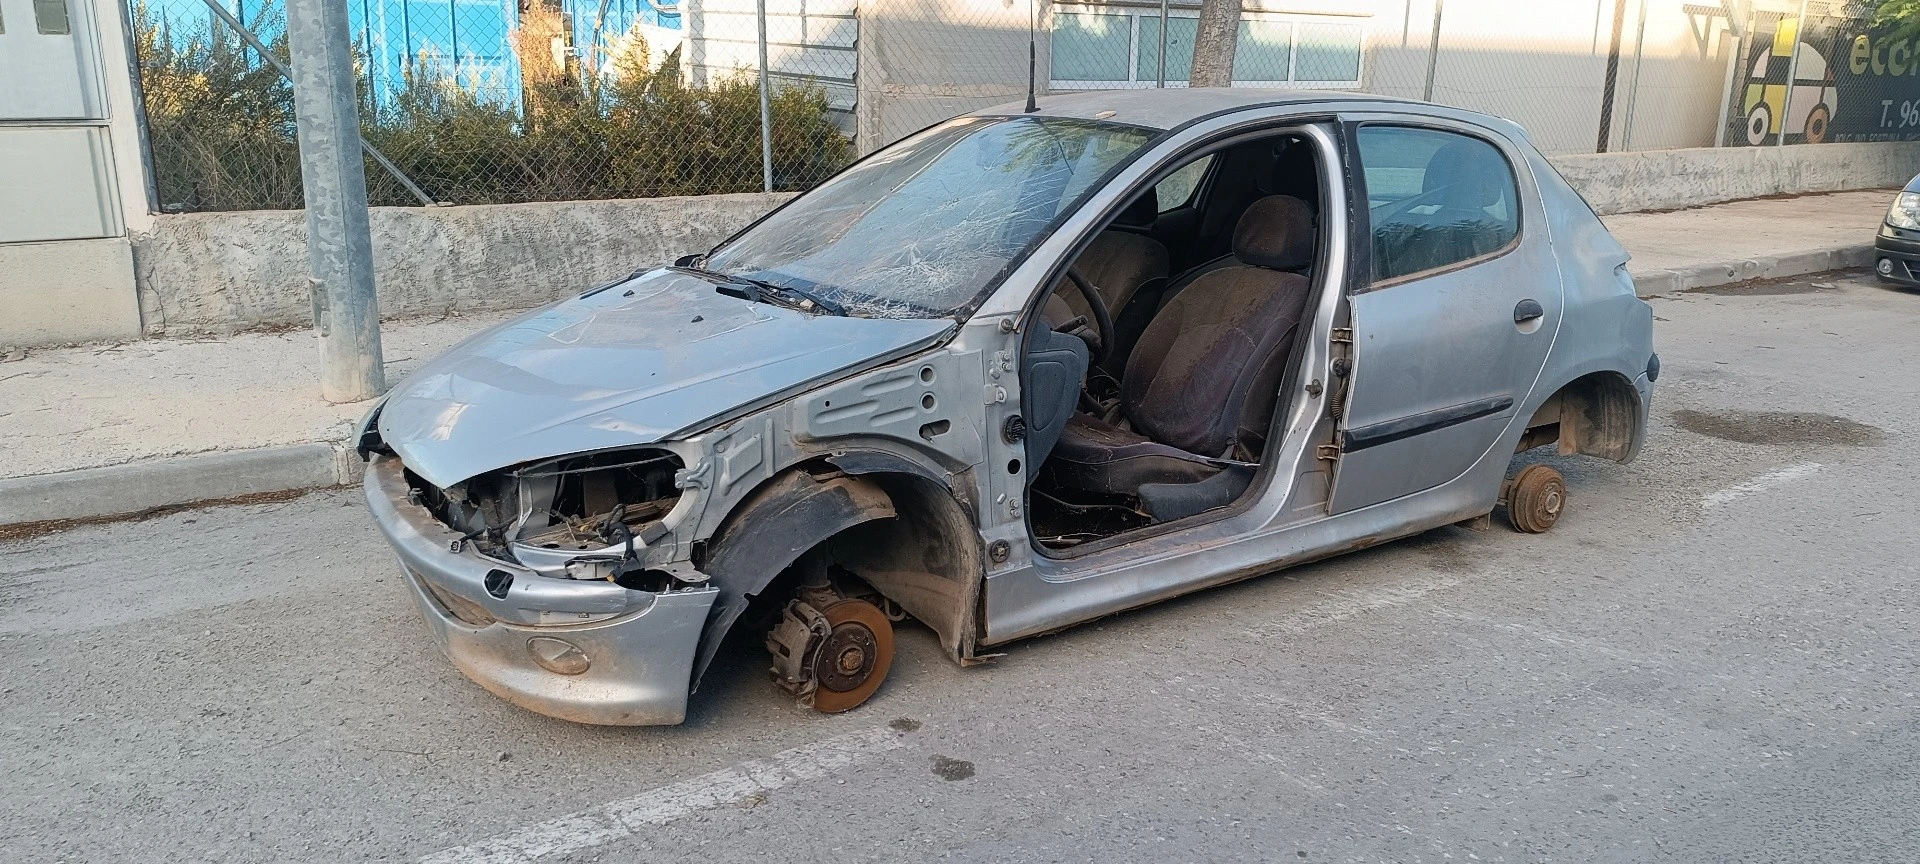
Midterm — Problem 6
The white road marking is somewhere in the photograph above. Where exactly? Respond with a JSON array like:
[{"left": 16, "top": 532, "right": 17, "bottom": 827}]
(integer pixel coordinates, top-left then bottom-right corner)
[
  {"left": 418, "top": 725, "right": 908, "bottom": 864},
  {"left": 1702, "top": 461, "right": 1822, "bottom": 510}
]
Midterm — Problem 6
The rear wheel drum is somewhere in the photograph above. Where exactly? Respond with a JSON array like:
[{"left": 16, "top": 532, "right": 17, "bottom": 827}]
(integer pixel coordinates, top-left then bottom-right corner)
[{"left": 1506, "top": 465, "right": 1567, "bottom": 534}]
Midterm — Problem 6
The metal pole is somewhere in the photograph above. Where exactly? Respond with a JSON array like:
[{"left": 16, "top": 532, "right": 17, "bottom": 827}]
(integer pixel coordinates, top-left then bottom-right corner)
[
  {"left": 756, "top": 0, "right": 774, "bottom": 192},
  {"left": 1777, "top": 0, "right": 1808, "bottom": 147},
  {"left": 1713, "top": 2, "right": 1748, "bottom": 148},
  {"left": 1620, "top": 0, "right": 1648, "bottom": 151},
  {"left": 1421, "top": 0, "right": 1444, "bottom": 101},
  {"left": 194, "top": 0, "right": 437, "bottom": 206},
  {"left": 286, "top": 0, "right": 385, "bottom": 402},
  {"left": 1596, "top": 0, "right": 1629, "bottom": 153},
  {"left": 1156, "top": 0, "right": 1168, "bottom": 88}
]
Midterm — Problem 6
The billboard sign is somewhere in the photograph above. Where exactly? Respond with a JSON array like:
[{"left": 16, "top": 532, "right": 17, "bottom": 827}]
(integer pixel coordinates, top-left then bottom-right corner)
[{"left": 1727, "top": 9, "right": 1920, "bottom": 145}]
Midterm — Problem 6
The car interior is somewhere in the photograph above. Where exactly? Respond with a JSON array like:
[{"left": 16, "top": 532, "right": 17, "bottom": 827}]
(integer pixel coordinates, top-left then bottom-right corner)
[{"left": 1022, "top": 130, "right": 1327, "bottom": 550}]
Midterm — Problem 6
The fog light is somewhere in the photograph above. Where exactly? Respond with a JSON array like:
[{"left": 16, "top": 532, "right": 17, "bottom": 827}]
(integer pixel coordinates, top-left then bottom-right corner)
[
  {"left": 527, "top": 637, "right": 591, "bottom": 675},
  {"left": 1879, "top": 257, "right": 1897, "bottom": 276}
]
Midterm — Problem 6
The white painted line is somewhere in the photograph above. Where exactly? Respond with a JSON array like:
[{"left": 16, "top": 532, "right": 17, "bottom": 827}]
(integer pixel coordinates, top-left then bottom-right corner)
[
  {"left": 418, "top": 725, "right": 908, "bottom": 864},
  {"left": 1246, "top": 574, "right": 1465, "bottom": 640},
  {"left": 1702, "top": 461, "right": 1822, "bottom": 510}
]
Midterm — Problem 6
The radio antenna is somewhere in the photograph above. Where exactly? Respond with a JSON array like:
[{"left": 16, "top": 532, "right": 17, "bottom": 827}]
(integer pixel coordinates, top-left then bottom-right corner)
[{"left": 1024, "top": 0, "right": 1039, "bottom": 112}]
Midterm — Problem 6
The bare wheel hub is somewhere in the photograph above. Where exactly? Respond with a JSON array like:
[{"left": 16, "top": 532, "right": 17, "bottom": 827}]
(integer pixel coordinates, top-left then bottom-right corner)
[
  {"left": 766, "top": 595, "right": 895, "bottom": 714},
  {"left": 818, "top": 621, "right": 878, "bottom": 692},
  {"left": 1506, "top": 464, "right": 1567, "bottom": 534}
]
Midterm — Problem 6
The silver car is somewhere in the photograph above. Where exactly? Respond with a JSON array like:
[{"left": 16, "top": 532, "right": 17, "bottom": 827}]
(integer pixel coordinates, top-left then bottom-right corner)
[{"left": 361, "top": 89, "right": 1657, "bottom": 726}]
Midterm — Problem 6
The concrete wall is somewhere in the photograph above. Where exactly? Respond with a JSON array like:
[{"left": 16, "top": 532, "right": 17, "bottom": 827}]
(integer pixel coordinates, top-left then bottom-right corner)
[
  {"left": 122, "top": 140, "right": 1915, "bottom": 338},
  {"left": 133, "top": 191, "right": 794, "bottom": 336},
  {"left": 856, "top": 0, "right": 1039, "bottom": 152},
  {"left": 1553, "top": 141, "right": 1920, "bottom": 215},
  {"left": 1362, "top": 0, "right": 1737, "bottom": 155},
  {"left": 0, "top": 238, "right": 141, "bottom": 345}
]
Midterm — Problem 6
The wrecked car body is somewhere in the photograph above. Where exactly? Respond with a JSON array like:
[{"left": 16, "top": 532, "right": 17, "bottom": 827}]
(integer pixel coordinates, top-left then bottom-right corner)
[{"left": 362, "top": 89, "right": 1657, "bottom": 725}]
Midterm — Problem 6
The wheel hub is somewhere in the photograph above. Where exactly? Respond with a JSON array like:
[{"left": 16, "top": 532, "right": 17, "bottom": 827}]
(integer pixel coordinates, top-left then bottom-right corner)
[
  {"left": 817, "top": 622, "right": 878, "bottom": 692},
  {"left": 768, "top": 595, "right": 896, "bottom": 714}
]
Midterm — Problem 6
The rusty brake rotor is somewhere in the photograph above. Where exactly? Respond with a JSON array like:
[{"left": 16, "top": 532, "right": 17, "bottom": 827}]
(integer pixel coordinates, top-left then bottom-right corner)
[{"left": 806, "top": 598, "right": 894, "bottom": 714}]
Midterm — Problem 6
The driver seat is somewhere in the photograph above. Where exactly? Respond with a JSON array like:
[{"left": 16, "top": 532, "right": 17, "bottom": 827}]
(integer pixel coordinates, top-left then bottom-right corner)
[{"left": 1047, "top": 195, "right": 1316, "bottom": 523}]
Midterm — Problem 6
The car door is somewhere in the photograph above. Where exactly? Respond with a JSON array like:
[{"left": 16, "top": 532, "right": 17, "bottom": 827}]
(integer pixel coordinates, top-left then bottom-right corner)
[{"left": 1328, "top": 119, "right": 1563, "bottom": 514}]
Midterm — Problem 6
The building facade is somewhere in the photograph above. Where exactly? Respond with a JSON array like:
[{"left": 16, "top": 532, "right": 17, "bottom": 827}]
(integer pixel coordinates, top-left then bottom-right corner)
[{"left": 1, "top": 0, "right": 151, "bottom": 346}]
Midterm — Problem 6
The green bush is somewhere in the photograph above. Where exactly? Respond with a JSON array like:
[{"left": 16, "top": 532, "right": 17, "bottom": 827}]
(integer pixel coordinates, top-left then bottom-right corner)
[
  {"left": 133, "top": 7, "right": 853, "bottom": 211},
  {"left": 135, "top": 2, "right": 304, "bottom": 211}
]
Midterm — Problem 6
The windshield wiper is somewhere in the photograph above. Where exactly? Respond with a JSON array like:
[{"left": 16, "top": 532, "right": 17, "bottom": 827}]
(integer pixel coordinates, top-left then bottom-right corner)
[
  {"left": 727, "top": 275, "right": 848, "bottom": 317},
  {"left": 679, "top": 266, "right": 846, "bottom": 316}
]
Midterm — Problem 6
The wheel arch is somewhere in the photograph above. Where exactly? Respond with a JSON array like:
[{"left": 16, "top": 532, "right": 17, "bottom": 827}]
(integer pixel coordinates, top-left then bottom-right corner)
[
  {"left": 1518, "top": 369, "right": 1644, "bottom": 463},
  {"left": 689, "top": 465, "right": 897, "bottom": 691},
  {"left": 826, "top": 468, "right": 988, "bottom": 666},
  {"left": 688, "top": 456, "right": 989, "bottom": 692}
]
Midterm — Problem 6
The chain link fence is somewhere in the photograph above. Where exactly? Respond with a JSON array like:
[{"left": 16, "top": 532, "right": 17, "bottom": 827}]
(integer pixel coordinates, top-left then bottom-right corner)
[
  {"left": 132, "top": 0, "right": 1897, "bottom": 211},
  {"left": 134, "top": 0, "right": 851, "bottom": 210}
]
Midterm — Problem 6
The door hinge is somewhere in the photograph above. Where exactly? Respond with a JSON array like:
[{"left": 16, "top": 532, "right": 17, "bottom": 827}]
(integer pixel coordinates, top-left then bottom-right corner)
[
  {"left": 1316, "top": 443, "right": 1342, "bottom": 461},
  {"left": 1330, "top": 327, "right": 1353, "bottom": 344}
]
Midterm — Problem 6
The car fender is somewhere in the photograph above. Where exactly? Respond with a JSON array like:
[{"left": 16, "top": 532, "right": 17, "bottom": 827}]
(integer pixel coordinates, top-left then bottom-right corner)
[{"left": 688, "top": 468, "right": 896, "bottom": 691}]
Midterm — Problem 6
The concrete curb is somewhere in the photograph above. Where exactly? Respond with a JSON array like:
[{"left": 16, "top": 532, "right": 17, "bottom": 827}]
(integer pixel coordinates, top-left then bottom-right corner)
[
  {"left": 1631, "top": 244, "right": 1872, "bottom": 296},
  {"left": 0, "top": 245, "right": 1875, "bottom": 528},
  {"left": 0, "top": 441, "right": 363, "bottom": 527}
]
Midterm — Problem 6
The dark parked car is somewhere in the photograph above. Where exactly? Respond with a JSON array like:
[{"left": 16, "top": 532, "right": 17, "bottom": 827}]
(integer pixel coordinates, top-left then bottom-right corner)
[{"left": 1876, "top": 174, "right": 1920, "bottom": 286}]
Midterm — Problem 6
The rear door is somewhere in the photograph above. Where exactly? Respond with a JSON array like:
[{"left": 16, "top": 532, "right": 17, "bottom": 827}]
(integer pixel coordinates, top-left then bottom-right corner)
[{"left": 1329, "top": 119, "right": 1563, "bottom": 513}]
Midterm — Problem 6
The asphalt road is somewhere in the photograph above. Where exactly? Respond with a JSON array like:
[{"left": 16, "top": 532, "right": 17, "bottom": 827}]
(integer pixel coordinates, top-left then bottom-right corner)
[{"left": 4, "top": 271, "right": 1917, "bottom": 863}]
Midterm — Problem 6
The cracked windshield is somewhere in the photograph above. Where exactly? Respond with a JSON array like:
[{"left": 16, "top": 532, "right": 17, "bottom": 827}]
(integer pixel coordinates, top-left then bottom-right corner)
[{"left": 704, "top": 115, "right": 1157, "bottom": 318}]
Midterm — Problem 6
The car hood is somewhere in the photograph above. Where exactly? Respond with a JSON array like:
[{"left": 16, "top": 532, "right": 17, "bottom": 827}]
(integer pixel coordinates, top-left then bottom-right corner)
[{"left": 378, "top": 268, "right": 954, "bottom": 488}]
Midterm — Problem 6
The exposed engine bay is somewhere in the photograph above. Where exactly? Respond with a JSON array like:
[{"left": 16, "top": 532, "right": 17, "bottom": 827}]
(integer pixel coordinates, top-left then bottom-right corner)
[{"left": 404, "top": 447, "right": 697, "bottom": 592}]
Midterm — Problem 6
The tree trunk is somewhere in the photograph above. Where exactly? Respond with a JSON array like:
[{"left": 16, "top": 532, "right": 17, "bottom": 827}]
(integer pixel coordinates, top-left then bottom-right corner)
[{"left": 1189, "top": 0, "right": 1241, "bottom": 88}]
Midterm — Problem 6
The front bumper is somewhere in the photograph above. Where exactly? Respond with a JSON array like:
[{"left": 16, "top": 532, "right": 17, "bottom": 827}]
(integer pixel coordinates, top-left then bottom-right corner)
[
  {"left": 1875, "top": 232, "right": 1920, "bottom": 286},
  {"left": 365, "top": 456, "right": 717, "bottom": 725}
]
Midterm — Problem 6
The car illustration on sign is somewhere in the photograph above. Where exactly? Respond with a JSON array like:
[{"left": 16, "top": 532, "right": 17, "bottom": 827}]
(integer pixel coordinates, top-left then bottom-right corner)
[{"left": 1743, "top": 15, "right": 1840, "bottom": 145}]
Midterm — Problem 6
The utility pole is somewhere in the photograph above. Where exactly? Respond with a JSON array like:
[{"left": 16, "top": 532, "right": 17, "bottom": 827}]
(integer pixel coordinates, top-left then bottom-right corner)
[{"left": 286, "top": 0, "right": 384, "bottom": 402}]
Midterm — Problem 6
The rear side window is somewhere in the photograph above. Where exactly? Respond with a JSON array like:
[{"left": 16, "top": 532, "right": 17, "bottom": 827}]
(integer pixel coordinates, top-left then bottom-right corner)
[{"left": 1357, "top": 126, "right": 1519, "bottom": 284}]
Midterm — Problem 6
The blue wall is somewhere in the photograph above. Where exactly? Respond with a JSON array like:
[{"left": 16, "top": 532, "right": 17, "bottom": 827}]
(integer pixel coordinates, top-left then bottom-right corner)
[{"left": 148, "top": 0, "right": 682, "bottom": 110}]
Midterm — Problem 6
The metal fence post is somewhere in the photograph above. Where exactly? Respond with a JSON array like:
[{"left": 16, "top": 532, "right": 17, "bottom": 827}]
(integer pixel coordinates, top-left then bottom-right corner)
[
  {"left": 757, "top": 0, "right": 774, "bottom": 193},
  {"left": 1713, "top": 2, "right": 1748, "bottom": 148},
  {"left": 1620, "top": 0, "right": 1649, "bottom": 151},
  {"left": 1156, "top": 0, "right": 1168, "bottom": 88},
  {"left": 286, "top": 0, "right": 385, "bottom": 402},
  {"left": 1777, "top": 0, "right": 1809, "bottom": 147},
  {"left": 1596, "top": 0, "right": 1629, "bottom": 153},
  {"left": 1421, "top": 0, "right": 1444, "bottom": 102}
]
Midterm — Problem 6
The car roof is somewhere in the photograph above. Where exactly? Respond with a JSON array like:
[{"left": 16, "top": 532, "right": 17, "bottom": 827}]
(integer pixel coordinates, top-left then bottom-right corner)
[
  {"left": 972, "top": 87, "right": 1433, "bottom": 130},
  {"left": 971, "top": 88, "right": 1531, "bottom": 142}
]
